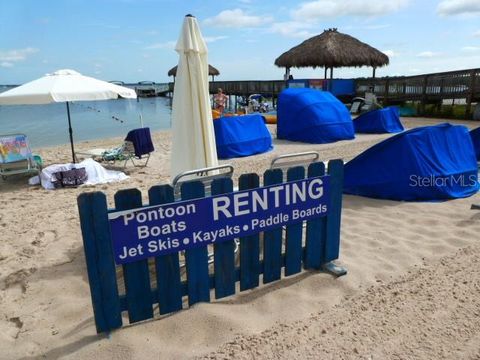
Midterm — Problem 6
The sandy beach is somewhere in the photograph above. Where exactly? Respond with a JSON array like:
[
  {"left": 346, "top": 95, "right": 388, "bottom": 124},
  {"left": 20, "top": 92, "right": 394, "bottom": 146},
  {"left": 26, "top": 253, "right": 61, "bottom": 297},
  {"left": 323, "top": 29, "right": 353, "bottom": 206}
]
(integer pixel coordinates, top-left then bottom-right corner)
[{"left": 1, "top": 117, "right": 479, "bottom": 359}]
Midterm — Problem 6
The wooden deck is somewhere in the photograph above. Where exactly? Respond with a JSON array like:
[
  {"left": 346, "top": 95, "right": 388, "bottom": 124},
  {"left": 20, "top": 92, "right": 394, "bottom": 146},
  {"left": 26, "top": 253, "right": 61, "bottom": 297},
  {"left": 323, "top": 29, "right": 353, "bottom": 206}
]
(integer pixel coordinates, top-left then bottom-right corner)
[
  {"left": 111, "top": 67, "right": 480, "bottom": 117},
  {"left": 356, "top": 68, "right": 480, "bottom": 116},
  {"left": 208, "top": 80, "right": 286, "bottom": 97}
]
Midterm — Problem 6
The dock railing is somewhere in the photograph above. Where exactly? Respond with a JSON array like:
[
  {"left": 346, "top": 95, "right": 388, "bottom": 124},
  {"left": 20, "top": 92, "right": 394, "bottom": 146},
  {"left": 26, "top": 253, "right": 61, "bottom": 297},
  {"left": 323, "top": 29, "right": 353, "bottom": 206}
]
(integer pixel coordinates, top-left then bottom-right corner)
[{"left": 355, "top": 68, "right": 480, "bottom": 117}]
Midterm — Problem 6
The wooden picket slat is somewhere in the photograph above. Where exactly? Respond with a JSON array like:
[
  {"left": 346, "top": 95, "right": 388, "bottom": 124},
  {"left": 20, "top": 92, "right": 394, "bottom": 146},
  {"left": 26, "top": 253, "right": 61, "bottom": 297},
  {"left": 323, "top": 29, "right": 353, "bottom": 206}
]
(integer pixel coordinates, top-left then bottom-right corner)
[
  {"left": 325, "top": 160, "right": 344, "bottom": 262},
  {"left": 148, "top": 185, "right": 183, "bottom": 315},
  {"left": 114, "top": 189, "right": 154, "bottom": 323},
  {"left": 262, "top": 169, "right": 283, "bottom": 284},
  {"left": 181, "top": 181, "right": 211, "bottom": 306},
  {"left": 211, "top": 178, "right": 236, "bottom": 299},
  {"left": 285, "top": 166, "right": 305, "bottom": 276},
  {"left": 238, "top": 174, "right": 260, "bottom": 291},
  {"left": 304, "top": 162, "right": 326, "bottom": 269},
  {"left": 78, "top": 192, "right": 122, "bottom": 333}
]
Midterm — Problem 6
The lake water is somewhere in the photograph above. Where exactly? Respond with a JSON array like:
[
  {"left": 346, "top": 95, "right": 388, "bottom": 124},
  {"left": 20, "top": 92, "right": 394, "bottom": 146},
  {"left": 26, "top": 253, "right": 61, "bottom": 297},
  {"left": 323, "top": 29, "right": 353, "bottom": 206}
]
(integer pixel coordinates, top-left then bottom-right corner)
[{"left": 0, "top": 95, "right": 172, "bottom": 149}]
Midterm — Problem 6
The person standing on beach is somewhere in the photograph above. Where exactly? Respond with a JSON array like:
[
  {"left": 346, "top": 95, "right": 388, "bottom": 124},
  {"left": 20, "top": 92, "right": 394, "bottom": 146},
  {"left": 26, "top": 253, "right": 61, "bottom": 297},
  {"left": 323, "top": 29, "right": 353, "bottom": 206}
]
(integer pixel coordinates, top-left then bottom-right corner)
[{"left": 214, "top": 88, "right": 229, "bottom": 114}]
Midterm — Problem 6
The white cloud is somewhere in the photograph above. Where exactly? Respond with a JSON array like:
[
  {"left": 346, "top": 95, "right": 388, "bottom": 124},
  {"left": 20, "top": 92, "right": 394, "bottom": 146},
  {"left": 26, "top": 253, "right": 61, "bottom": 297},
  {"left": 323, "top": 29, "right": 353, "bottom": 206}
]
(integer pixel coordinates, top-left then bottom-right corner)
[
  {"left": 417, "top": 51, "right": 441, "bottom": 58},
  {"left": 1, "top": 62, "right": 14, "bottom": 68},
  {"left": 292, "top": 0, "right": 410, "bottom": 20},
  {"left": 382, "top": 49, "right": 397, "bottom": 58},
  {"left": 462, "top": 46, "right": 480, "bottom": 52},
  {"left": 437, "top": 0, "right": 480, "bottom": 16},
  {"left": 0, "top": 47, "right": 39, "bottom": 63},
  {"left": 473, "top": 30, "right": 480, "bottom": 37},
  {"left": 144, "top": 41, "right": 176, "bottom": 50},
  {"left": 204, "top": 35, "right": 229, "bottom": 43},
  {"left": 204, "top": 9, "right": 273, "bottom": 28},
  {"left": 269, "top": 22, "right": 315, "bottom": 38}
]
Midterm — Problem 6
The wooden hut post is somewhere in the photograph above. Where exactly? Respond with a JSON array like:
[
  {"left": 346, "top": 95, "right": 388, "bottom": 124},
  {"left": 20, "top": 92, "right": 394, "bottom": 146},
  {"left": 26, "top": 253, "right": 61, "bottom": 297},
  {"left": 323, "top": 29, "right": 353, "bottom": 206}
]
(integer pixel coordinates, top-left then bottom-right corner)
[
  {"left": 284, "top": 67, "right": 290, "bottom": 85},
  {"left": 329, "top": 67, "right": 333, "bottom": 92},
  {"left": 372, "top": 67, "right": 376, "bottom": 78}
]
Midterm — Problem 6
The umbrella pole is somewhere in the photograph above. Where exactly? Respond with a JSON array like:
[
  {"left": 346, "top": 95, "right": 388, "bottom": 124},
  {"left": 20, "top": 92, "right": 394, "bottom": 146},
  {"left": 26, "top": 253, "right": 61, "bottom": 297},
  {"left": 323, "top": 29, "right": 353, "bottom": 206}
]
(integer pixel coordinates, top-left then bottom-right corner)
[{"left": 66, "top": 101, "right": 76, "bottom": 163}]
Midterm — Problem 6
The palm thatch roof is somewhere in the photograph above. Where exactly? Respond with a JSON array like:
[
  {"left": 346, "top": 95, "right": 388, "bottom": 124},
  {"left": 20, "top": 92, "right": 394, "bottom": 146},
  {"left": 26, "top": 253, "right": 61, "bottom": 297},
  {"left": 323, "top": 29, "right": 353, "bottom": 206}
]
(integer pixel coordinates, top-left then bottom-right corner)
[
  {"left": 168, "top": 64, "right": 220, "bottom": 77},
  {"left": 275, "top": 29, "right": 389, "bottom": 69}
]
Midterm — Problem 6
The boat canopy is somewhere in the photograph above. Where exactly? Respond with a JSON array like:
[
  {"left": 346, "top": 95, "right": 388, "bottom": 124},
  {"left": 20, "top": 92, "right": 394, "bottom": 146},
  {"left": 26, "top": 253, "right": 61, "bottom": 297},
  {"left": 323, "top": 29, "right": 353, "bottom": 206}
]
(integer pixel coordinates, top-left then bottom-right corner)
[
  {"left": 354, "top": 106, "right": 404, "bottom": 134},
  {"left": 344, "top": 123, "right": 479, "bottom": 200},
  {"left": 277, "top": 88, "right": 354, "bottom": 144},
  {"left": 213, "top": 114, "right": 272, "bottom": 159}
]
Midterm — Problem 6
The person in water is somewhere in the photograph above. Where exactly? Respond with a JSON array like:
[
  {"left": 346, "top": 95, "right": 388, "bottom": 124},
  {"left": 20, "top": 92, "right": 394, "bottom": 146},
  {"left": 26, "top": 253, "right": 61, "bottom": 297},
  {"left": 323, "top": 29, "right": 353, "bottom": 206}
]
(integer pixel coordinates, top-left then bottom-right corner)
[{"left": 214, "top": 88, "right": 229, "bottom": 114}]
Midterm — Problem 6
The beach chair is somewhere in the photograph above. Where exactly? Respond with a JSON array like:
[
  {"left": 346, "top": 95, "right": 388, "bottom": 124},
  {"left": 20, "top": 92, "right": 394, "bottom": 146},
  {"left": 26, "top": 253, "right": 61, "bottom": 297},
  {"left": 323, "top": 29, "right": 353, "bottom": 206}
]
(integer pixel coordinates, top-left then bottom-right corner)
[
  {"left": 0, "top": 134, "right": 42, "bottom": 180},
  {"left": 77, "top": 127, "right": 154, "bottom": 168},
  {"left": 270, "top": 151, "right": 347, "bottom": 277}
]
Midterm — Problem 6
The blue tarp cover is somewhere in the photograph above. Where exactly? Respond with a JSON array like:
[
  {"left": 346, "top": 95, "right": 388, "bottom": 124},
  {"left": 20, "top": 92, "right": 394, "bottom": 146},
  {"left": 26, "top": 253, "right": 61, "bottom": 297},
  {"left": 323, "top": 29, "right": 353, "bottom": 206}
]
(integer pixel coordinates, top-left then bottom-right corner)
[
  {"left": 213, "top": 114, "right": 272, "bottom": 159},
  {"left": 470, "top": 127, "right": 480, "bottom": 160},
  {"left": 354, "top": 106, "right": 404, "bottom": 134},
  {"left": 277, "top": 88, "right": 355, "bottom": 144},
  {"left": 344, "top": 123, "right": 479, "bottom": 201}
]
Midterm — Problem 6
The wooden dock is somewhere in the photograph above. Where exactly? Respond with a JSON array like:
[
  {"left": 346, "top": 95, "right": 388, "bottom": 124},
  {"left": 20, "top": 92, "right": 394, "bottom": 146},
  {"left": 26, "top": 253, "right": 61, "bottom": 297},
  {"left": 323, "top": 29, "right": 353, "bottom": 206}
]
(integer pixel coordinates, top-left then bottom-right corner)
[
  {"left": 109, "top": 67, "right": 480, "bottom": 118},
  {"left": 356, "top": 68, "right": 480, "bottom": 117}
]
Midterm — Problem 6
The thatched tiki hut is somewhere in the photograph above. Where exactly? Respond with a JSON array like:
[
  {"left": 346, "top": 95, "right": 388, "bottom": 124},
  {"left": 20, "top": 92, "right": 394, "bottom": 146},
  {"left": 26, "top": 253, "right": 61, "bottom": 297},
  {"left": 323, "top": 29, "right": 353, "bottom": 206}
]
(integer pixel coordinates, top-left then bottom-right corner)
[
  {"left": 275, "top": 28, "right": 389, "bottom": 82},
  {"left": 168, "top": 64, "right": 220, "bottom": 81}
]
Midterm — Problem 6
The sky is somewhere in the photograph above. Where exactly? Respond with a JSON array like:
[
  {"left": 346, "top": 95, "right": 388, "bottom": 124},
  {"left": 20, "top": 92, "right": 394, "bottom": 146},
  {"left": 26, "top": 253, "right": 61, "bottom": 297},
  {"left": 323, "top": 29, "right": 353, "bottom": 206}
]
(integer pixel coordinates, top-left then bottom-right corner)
[{"left": 1, "top": 0, "right": 480, "bottom": 84}]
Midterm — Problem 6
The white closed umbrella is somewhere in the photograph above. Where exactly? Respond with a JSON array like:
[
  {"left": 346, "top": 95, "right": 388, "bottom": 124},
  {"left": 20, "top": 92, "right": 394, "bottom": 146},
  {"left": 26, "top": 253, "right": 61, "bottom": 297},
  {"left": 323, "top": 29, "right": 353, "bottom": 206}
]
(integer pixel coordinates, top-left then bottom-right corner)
[
  {"left": 0, "top": 69, "right": 137, "bottom": 162},
  {"left": 170, "top": 15, "right": 218, "bottom": 178}
]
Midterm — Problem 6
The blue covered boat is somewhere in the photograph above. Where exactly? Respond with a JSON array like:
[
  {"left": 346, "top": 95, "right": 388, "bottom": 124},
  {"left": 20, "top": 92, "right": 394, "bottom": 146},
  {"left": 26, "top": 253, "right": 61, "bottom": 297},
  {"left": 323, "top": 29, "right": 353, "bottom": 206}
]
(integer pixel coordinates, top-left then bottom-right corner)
[
  {"left": 277, "top": 88, "right": 355, "bottom": 144},
  {"left": 354, "top": 106, "right": 404, "bottom": 134},
  {"left": 213, "top": 114, "right": 272, "bottom": 159},
  {"left": 344, "top": 123, "right": 479, "bottom": 201}
]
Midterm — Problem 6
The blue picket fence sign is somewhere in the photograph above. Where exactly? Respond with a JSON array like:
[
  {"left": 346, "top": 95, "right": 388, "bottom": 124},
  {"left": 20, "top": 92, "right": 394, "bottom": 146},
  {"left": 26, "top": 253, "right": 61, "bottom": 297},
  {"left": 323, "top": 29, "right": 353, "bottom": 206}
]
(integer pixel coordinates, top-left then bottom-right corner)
[{"left": 77, "top": 160, "right": 345, "bottom": 334}]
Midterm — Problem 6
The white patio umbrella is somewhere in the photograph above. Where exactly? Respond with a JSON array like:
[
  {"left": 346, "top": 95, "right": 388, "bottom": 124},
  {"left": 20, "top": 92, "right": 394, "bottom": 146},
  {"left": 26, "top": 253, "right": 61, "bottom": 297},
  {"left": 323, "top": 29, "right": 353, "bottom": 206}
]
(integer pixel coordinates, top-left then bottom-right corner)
[
  {"left": 170, "top": 15, "right": 218, "bottom": 178},
  {"left": 0, "top": 69, "right": 137, "bottom": 162}
]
